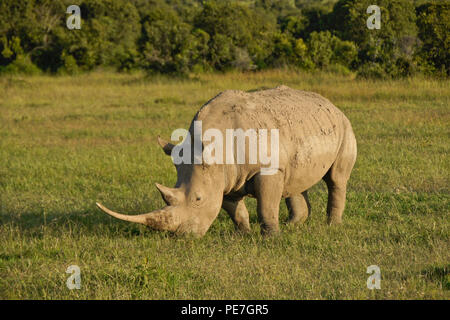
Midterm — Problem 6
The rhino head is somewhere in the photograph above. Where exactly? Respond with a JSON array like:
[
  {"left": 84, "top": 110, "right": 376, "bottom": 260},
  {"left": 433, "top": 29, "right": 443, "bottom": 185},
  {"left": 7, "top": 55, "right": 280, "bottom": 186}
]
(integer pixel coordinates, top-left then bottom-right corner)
[{"left": 96, "top": 136, "right": 225, "bottom": 236}]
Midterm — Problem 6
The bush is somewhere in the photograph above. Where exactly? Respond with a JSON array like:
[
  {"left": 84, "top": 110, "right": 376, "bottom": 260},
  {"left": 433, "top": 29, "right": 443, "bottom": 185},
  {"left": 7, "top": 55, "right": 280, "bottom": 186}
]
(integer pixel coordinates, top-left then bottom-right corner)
[
  {"left": 57, "top": 52, "right": 79, "bottom": 75},
  {"left": 308, "top": 31, "right": 334, "bottom": 68},
  {"left": 0, "top": 0, "right": 446, "bottom": 77},
  {"left": 331, "top": 38, "right": 358, "bottom": 68},
  {"left": 308, "top": 31, "right": 357, "bottom": 70},
  {"left": 330, "top": 0, "right": 418, "bottom": 77},
  {"left": 194, "top": 0, "right": 277, "bottom": 70},
  {"left": 326, "top": 64, "right": 353, "bottom": 76},
  {"left": 231, "top": 48, "right": 256, "bottom": 71},
  {"left": 357, "top": 63, "right": 387, "bottom": 79},
  {"left": 0, "top": 54, "right": 41, "bottom": 75},
  {"left": 139, "top": 6, "right": 194, "bottom": 74},
  {"left": 415, "top": 2, "right": 450, "bottom": 76}
]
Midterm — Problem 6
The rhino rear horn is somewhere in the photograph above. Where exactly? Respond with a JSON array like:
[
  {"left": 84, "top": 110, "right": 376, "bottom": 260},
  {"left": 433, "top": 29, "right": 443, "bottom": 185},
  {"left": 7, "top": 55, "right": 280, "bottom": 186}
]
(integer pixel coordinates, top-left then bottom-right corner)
[
  {"left": 157, "top": 136, "right": 175, "bottom": 156},
  {"left": 155, "top": 183, "right": 182, "bottom": 206}
]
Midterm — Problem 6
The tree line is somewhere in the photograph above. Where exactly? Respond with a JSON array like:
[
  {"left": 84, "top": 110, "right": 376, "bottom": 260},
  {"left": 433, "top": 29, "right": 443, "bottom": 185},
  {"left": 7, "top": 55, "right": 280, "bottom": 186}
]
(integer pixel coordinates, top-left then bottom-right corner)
[{"left": 0, "top": 0, "right": 448, "bottom": 77}]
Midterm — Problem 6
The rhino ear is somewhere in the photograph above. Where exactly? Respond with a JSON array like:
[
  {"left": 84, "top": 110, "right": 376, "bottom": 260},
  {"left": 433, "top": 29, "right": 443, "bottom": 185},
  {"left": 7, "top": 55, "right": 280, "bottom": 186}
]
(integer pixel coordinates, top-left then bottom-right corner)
[
  {"left": 155, "top": 183, "right": 181, "bottom": 206},
  {"left": 157, "top": 136, "right": 175, "bottom": 156}
]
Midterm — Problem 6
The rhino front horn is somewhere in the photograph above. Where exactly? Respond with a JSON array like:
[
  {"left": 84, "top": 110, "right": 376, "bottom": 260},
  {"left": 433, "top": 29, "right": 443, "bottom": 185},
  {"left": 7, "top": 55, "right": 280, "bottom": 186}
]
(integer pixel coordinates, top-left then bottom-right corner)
[{"left": 96, "top": 202, "right": 181, "bottom": 232}]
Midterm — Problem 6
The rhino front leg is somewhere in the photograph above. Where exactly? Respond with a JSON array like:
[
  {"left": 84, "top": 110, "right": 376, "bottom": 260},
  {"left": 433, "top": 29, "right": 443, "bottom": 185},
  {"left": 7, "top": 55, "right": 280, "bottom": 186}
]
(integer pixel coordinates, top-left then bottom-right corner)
[
  {"left": 254, "top": 172, "right": 284, "bottom": 235},
  {"left": 286, "top": 191, "right": 311, "bottom": 224},
  {"left": 222, "top": 198, "right": 251, "bottom": 233}
]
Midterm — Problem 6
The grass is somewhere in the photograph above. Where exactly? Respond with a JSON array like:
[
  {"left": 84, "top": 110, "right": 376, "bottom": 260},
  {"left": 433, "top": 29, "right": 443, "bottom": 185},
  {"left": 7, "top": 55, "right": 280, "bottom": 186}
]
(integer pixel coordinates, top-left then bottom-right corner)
[{"left": 0, "top": 70, "right": 448, "bottom": 299}]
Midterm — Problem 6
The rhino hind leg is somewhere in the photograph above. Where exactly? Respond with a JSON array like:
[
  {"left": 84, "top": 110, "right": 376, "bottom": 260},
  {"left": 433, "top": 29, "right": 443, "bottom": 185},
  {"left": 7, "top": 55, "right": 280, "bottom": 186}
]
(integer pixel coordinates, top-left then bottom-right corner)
[
  {"left": 323, "top": 176, "right": 347, "bottom": 225},
  {"left": 222, "top": 198, "right": 251, "bottom": 233},
  {"left": 254, "top": 172, "right": 284, "bottom": 235},
  {"left": 286, "top": 191, "right": 311, "bottom": 225},
  {"left": 323, "top": 130, "right": 357, "bottom": 225}
]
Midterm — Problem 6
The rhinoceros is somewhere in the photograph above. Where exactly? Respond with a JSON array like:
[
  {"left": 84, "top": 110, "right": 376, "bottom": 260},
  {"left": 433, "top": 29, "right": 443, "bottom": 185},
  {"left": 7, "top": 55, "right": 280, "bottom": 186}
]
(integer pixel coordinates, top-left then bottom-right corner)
[{"left": 96, "top": 85, "right": 357, "bottom": 236}]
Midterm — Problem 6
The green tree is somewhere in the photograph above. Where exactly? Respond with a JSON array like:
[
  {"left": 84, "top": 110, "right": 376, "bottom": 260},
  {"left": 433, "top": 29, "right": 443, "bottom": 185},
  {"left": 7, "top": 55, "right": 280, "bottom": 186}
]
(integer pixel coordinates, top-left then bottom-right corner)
[
  {"left": 194, "top": 0, "right": 277, "bottom": 70},
  {"left": 330, "top": 0, "right": 417, "bottom": 77},
  {"left": 415, "top": 2, "right": 450, "bottom": 76},
  {"left": 0, "top": 0, "right": 60, "bottom": 72},
  {"left": 138, "top": 1, "right": 207, "bottom": 74}
]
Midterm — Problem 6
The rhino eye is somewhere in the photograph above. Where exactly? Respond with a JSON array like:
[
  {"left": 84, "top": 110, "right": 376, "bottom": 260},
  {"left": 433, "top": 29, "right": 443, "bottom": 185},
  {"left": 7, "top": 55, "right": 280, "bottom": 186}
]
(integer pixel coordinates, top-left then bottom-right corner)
[{"left": 191, "top": 193, "right": 203, "bottom": 206}]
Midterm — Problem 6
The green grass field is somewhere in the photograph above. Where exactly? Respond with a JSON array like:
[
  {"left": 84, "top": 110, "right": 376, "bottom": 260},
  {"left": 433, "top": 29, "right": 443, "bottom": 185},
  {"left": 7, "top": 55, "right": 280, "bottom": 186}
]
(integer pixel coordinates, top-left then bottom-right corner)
[{"left": 0, "top": 71, "right": 448, "bottom": 299}]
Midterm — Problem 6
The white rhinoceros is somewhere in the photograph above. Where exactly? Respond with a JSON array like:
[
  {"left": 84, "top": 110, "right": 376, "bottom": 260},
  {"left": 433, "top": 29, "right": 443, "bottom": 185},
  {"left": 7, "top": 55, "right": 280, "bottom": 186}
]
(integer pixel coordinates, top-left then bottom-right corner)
[{"left": 97, "top": 85, "right": 357, "bottom": 236}]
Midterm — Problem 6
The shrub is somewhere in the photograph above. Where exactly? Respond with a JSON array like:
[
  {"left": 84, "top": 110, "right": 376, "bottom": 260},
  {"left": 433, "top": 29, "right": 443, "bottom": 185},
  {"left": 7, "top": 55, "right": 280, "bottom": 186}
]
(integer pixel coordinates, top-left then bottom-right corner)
[
  {"left": 0, "top": 0, "right": 446, "bottom": 77},
  {"left": 57, "top": 52, "right": 79, "bottom": 75},
  {"left": 357, "top": 62, "right": 387, "bottom": 79},
  {"left": 308, "top": 31, "right": 357, "bottom": 70},
  {"left": 308, "top": 31, "right": 334, "bottom": 68},
  {"left": 194, "top": 0, "right": 277, "bottom": 70},
  {"left": 0, "top": 54, "right": 41, "bottom": 75},
  {"left": 415, "top": 2, "right": 450, "bottom": 76},
  {"left": 330, "top": 0, "right": 418, "bottom": 77}
]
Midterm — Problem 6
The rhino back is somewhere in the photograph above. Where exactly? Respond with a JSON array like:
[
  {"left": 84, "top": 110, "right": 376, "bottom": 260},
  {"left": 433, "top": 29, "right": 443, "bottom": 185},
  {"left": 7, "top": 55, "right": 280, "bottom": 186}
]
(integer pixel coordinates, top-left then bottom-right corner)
[{"left": 194, "top": 86, "right": 350, "bottom": 195}]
